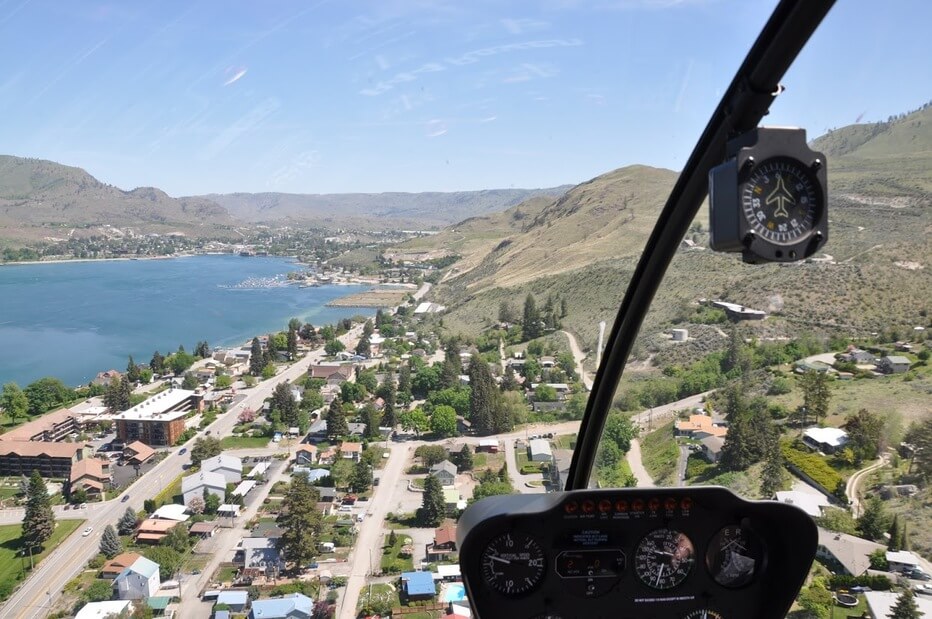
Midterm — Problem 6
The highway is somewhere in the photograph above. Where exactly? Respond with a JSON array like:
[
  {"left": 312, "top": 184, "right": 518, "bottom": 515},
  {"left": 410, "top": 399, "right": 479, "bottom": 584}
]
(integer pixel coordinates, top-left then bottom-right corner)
[{"left": 1, "top": 325, "right": 362, "bottom": 618}]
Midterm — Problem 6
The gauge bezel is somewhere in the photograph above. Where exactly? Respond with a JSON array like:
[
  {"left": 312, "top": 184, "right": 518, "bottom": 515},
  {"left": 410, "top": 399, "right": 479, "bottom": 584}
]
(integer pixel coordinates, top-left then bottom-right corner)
[
  {"left": 633, "top": 527, "right": 696, "bottom": 590},
  {"left": 740, "top": 155, "right": 822, "bottom": 247},
  {"left": 480, "top": 531, "right": 547, "bottom": 597}
]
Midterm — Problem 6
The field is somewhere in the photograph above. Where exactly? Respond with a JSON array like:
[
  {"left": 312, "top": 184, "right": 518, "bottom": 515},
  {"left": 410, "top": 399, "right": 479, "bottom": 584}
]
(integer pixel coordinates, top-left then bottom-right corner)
[
  {"left": 0, "top": 519, "right": 85, "bottom": 600},
  {"left": 220, "top": 435, "right": 271, "bottom": 450},
  {"left": 327, "top": 288, "right": 410, "bottom": 308},
  {"left": 639, "top": 422, "right": 679, "bottom": 486}
]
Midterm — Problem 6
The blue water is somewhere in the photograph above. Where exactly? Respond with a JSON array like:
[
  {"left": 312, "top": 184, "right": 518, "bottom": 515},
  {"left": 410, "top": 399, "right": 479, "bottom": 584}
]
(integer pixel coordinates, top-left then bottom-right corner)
[
  {"left": 0, "top": 255, "right": 371, "bottom": 387},
  {"left": 444, "top": 583, "right": 466, "bottom": 602}
]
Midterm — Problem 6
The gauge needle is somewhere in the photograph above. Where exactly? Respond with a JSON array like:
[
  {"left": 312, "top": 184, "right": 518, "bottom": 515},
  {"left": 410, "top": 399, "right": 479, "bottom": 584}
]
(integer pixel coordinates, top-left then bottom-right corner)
[
  {"left": 489, "top": 556, "right": 512, "bottom": 565},
  {"left": 655, "top": 564, "right": 665, "bottom": 587}
]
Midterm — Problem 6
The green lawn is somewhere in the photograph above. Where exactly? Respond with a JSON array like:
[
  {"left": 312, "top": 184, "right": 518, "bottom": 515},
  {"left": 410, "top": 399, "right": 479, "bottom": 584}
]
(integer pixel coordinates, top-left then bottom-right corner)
[
  {"left": 380, "top": 532, "right": 414, "bottom": 574},
  {"left": 216, "top": 565, "right": 239, "bottom": 583},
  {"left": 0, "top": 519, "right": 85, "bottom": 600},
  {"left": 640, "top": 421, "right": 679, "bottom": 486},
  {"left": 154, "top": 474, "right": 184, "bottom": 507},
  {"left": 220, "top": 435, "right": 271, "bottom": 449}
]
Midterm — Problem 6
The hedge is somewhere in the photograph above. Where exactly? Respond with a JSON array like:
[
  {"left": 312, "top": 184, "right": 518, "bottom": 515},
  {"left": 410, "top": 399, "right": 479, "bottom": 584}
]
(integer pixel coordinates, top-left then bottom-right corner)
[
  {"left": 781, "top": 445, "right": 843, "bottom": 494},
  {"left": 827, "top": 574, "right": 891, "bottom": 591}
]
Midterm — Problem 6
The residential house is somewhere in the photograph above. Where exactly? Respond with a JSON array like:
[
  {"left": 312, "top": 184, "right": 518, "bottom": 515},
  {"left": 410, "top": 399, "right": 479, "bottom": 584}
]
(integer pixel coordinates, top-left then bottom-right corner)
[
  {"left": 70, "top": 457, "right": 111, "bottom": 497},
  {"left": 201, "top": 454, "right": 243, "bottom": 484},
  {"left": 426, "top": 523, "right": 457, "bottom": 562},
  {"left": 340, "top": 442, "right": 363, "bottom": 462},
  {"left": 74, "top": 601, "right": 132, "bottom": 619},
  {"left": 477, "top": 439, "right": 499, "bottom": 453},
  {"left": 815, "top": 528, "right": 884, "bottom": 576},
  {"left": 135, "top": 518, "right": 180, "bottom": 544},
  {"left": 436, "top": 564, "right": 461, "bottom": 582},
  {"left": 101, "top": 552, "right": 143, "bottom": 579},
  {"left": 216, "top": 590, "right": 249, "bottom": 613},
  {"left": 674, "top": 414, "right": 728, "bottom": 439},
  {"left": 369, "top": 333, "right": 386, "bottom": 357},
  {"left": 699, "top": 435, "right": 725, "bottom": 463},
  {"left": 429, "top": 460, "right": 457, "bottom": 487},
  {"left": 318, "top": 446, "right": 338, "bottom": 465},
  {"left": 838, "top": 348, "right": 875, "bottom": 364},
  {"left": 317, "top": 487, "right": 337, "bottom": 503},
  {"left": 92, "top": 370, "right": 123, "bottom": 387},
  {"left": 123, "top": 441, "right": 155, "bottom": 465},
  {"left": 236, "top": 537, "right": 283, "bottom": 576},
  {"left": 774, "top": 491, "right": 831, "bottom": 518},
  {"left": 400, "top": 571, "right": 436, "bottom": 600},
  {"left": 886, "top": 550, "right": 922, "bottom": 573},
  {"left": 295, "top": 445, "right": 318, "bottom": 465},
  {"left": 539, "top": 356, "right": 556, "bottom": 369},
  {"left": 802, "top": 427, "right": 848, "bottom": 454},
  {"left": 247, "top": 593, "right": 314, "bottom": 619},
  {"left": 292, "top": 467, "right": 328, "bottom": 483},
  {"left": 308, "top": 363, "right": 354, "bottom": 385},
  {"left": 113, "top": 556, "right": 161, "bottom": 600},
  {"left": 864, "top": 591, "right": 932, "bottom": 619},
  {"left": 189, "top": 521, "right": 219, "bottom": 538},
  {"left": 878, "top": 355, "right": 911, "bottom": 374},
  {"left": 150, "top": 504, "right": 189, "bottom": 522},
  {"left": 794, "top": 360, "right": 832, "bottom": 374},
  {"left": 527, "top": 439, "right": 553, "bottom": 462},
  {"left": 443, "top": 487, "right": 465, "bottom": 513},
  {"left": 347, "top": 422, "right": 367, "bottom": 437},
  {"left": 306, "top": 419, "right": 328, "bottom": 442},
  {"left": 182, "top": 470, "right": 226, "bottom": 506}
]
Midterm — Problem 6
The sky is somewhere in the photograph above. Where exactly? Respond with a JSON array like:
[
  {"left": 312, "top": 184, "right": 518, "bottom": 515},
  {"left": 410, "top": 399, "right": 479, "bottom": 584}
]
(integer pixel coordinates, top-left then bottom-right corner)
[{"left": 0, "top": 0, "right": 929, "bottom": 196}]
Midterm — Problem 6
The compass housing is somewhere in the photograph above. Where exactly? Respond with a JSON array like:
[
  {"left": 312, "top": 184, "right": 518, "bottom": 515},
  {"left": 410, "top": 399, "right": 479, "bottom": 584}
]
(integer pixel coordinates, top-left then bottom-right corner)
[{"left": 709, "top": 127, "right": 827, "bottom": 264}]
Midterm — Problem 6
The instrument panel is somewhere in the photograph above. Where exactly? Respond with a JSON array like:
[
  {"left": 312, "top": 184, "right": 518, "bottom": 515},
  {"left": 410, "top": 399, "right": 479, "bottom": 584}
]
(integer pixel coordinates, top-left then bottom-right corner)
[{"left": 457, "top": 487, "right": 816, "bottom": 619}]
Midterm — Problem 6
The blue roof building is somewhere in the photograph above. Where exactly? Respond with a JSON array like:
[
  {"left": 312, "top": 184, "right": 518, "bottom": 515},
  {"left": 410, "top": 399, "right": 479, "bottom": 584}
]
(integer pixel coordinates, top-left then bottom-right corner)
[
  {"left": 216, "top": 590, "right": 249, "bottom": 612},
  {"left": 401, "top": 571, "right": 436, "bottom": 599},
  {"left": 248, "top": 593, "right": 314, "bottom": 619}
]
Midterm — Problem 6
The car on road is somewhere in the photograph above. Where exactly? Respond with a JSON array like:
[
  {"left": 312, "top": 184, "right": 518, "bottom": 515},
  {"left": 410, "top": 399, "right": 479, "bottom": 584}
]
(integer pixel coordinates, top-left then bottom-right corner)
[
  {"left": 205, "top": 430, "right": 211, "bottom": 435},
  {"left": 908, "top": 569, "right": 931, "bottom": 581},
  {"left": 121, "top": 494, "right": 130, "bottom": 502},
  {"left": 179, "top": 447, "right": 187, "bottom": 454},
  {"left": 916, "top": 584, "right": 932, "bottom": 596},
  {"left": 79, "top": 503, "right": 87, "bottom": 509},
  {"left": 356, "top": 513, "right": 365, "bottom": 522},
  {"left": 81, "top": 527, "right": 93, "bottom": 537}
]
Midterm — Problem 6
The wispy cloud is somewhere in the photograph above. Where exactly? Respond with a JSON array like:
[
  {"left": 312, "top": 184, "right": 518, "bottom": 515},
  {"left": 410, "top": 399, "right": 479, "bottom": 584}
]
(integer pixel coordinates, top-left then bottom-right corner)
[
  {"left": 223, "top": 67, "right": 248, "bottom": 86},
  {"left": 200, "top": 98, "right": 281, "bottom": 160},
  {"left": 426, "top": 119, "right": 447, "bottom": 137},
  {"left": 502, "top": 62, "right": 558, "bottom": 84}
]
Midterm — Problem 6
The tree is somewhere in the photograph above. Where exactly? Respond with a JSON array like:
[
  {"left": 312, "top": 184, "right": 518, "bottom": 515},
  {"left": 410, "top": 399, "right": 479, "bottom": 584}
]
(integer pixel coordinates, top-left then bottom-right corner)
[
  {"left": 298, "top": 410, "right": 311, "bottom": 435},
  {"left": 468, "top": 355, "right": 498, "bottom": 435},
  {"left": 181, "top": 372, "right": 199, "bottom": 390},
  {"left": 326, "top": 398, "right": 348, "bottom": 439},
  {"left": 204, "top": 492, "right": 221, "bottom": 515},
  {"left": 187, "top": 495, "right": 205, "bottom": 515},
  {"left": 355, "top": 336, "right": 370, "bottom": 357},
  {"left": 104, "top": 376, "right": 132, "bottom": 413},
  {"left": 160, "top": 523, "right": 191, "bottom": 553},
  {"left": 498, "top": 301, "right": 517, "bottom": 324},
  {"left": 0, "top": 382, "right": 29, "bottom": 424},
  {"left": 324, "top": 339, "right": 345, "bottom": 356},
  {"left": 100, "top": 524, "right": 122, "bottom": 558},
  {"left": 430, "top": 405, "right": 458, "bottom": 438},
  {"left": 143, "top": 546, "right": 183, "bottom": 580},
  {"left": 388, "top": 529, "right": 397, "bottom": 547},
  {"left": 522, "top": 294, "right": 541, "bottom": 340},
  {"left": 797, "top": 577, "right": 833, "bottom": 618},
  {"left": 84, "top": 579, "right": 114, "bottom": 602},
  {"left": 150, "top": 351, "right": 165, "bottom": 374},
  {"left": 399, "top": 408, "right": 430, "bottom": 438},
  {"left": 719, "top": 388, "right": 773, "bottom": 471},
  {"left": 356, "top": 370, "right": 378, "bottom": 393},
  {"left": 905, "top": 417, "right": 932, "bottom": 481},
  {"left": 168, "top": 349, "right": 196, "bottom": 375},
  {"left": 126, "top": 356, "right": 142, "bottom": 383},
  {"left": 415, "top": 445, "right": 448, "bottom": 468},
  {"left": 888, "top": 589, "right": 921, "bottom": 619},
  {"left": 118, "top": 507, "right": 138, "bottom": 535},
  {"left": 843, "top": 408, "right": 884, "bottom": 463},
  {"left": 249, "top": 337, "right": 265, "bottom": 375},
  {"left": 397, "top": 363, "right": 412, "bottom": 405},
  {"left": 500, "top": 366, "right": 520, "bottom": 391},
  {"left": 603, "top": 413, "right": 638, "bottom": 453},
  {"left": 270, "top": 382, "right": 299, "bottom": 427},
  {"left": 238, "top": 408, "right": 256, "bottom": 424},
  {"left": 350, "top": 460, "right": 373, "bottom": 493},
  {"left": 286, "top": 328, "right": 298, "bottom": 360},
  {"left": 24, "top": 377, "right": 74, "bottom": 416},
  {"left": 194, "top": 340, "right": 210, "bottom": 358},
  {"left": 70, "top": 487, "right": 88, "bottom": 505},
  {"left": 452, "top": 445, "right": 474, "bottom": 471},
  {"left": 22, "top": 470, "right": 55, "bottom": 552},
  {"left": 189, "top": 436, "right": 221, "bottom": 466},
  {"left": 418, "top": 475, "right": 446, "bottom": 527},
  {"left": 858, "top": 497, "right": 889, "bottom": 541},
  {"left": 278, "top": 475, "right": 323, "bottom": 570},
  {"left": 760, "top": 435, "right": 786, "bottom": 497},
  {"left": 534, "top": 384, "right": 558, "bottom": 402},
  {"left": 799, "top": 370, "right": 831, "bottom": 424},
  {"left": 887, "top": 515, "right": 902, "bottom": 551},
  {"left": 377, "top": 371, "right": 397, "bottom": 428}
]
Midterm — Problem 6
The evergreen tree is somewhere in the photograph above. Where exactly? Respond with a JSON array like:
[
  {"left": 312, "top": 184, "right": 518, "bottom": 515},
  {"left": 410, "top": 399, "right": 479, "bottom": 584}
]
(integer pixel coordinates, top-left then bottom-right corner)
[
  {"left": 181, "top": 372, "right": 199, "bottom": 389},
  {"left": 388, "top": 529, "right": 397, "bottom": 547},
  {"left": 418, "top": 475, "right": 446, "bottom": 527},
  {"left": 355, "top": 336, "right": 370, "bottom": 357},
  {"left": 500, "top": 365, "right": 520, "bottom": 391},
  {"left": 126, "top": 356, "right": 141, "bottom": 384},
  {"left": 843, "top": 408, "right": 884, "bottom": 463},
  {"left": 287, "top": 329, "right": 298, "bottom": 360},
  {"left": 397, "top": 363, "right": 412, "bottom": 405},
  {"left": 326, "top": 398, "right": 348, "bottom": 439},
  {"left": 858, "top": 497, "right": 889, "bottom": 541},
  {"left": 378, "top": 371, "right": 397, "bottom": 428},
  {"left": 104, "top": 375, "right": 131, "bottom": 413},
  {"left": 888, "top": 589, "right": 921, "bottom": 619},
  {"left": 350, "top": 460, "right": 373, "bottom": 493},
  {"left": 522, "top": 294, "right": 541, "bottom": 340},
  {"left": 468, "top": 355, "right": 497, "bottom": 435},
  {"left": 760, "top": 435, "right": 785, "bottom": 497},
  {"left": 362, "top": 319, "right": 374, "bottom": 338},
  {"left": 440, "top": 340, "right": 462, "bottom": 390},
  {"left": 887, "top": 515, "right": 902, "bottom": 551},
  {"left": 363, "top": 404, "right": 381, "bottom": 440},
  {"left": 270, "top": 382, "right": 299, "bottom": 427},
  {"left": 278, "top": 475, "right": 323, "bottom": 570},
  {"left": 452, "top": 445, "right": 474, "bottom": 471},
  {"left": 150, "top": 351, "right": 165, "bottom": 373},
  {"left": 194, "top": 341, "right": 210, "bottom": 358},
  {"left": 99, "top": 524, "right": 122, "bottom": 558},
  {"left": 22, "top": 470, "right": 55, "bottom": 551},
  {"left": 249, "top": 337, "right": 264, "bottom": 376},
  {"left": 118, "top": 506, "right": 138, "bottom": 535},
  {"left": 900, "top": 522, "right": 910, "bottom": 551},
  {"left": 799, "top": 370, "right": 831, "bottom": 424}
]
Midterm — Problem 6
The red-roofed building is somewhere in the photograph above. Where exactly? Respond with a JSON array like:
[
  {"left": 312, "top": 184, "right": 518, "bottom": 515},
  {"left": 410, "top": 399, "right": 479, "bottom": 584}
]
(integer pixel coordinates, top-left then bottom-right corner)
[
  {"left": 70, "top": 457, "right": 112, "bottom": 496},
  {"left": 426, "top": 522, "right": 458, "bottom": 561},
  {"left": 0, "top": 441, "right": 88, "bottom": 478}
]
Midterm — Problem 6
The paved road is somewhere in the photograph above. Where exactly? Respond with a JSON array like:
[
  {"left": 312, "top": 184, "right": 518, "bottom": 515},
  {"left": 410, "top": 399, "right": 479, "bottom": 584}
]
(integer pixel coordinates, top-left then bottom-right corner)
[
  {"left": 338, "top": 442, "right": 410, "bottom": 619},
  {"left": 1, "top": 326, "right": 363, "bottom": 619},
  {"left": 503, "top": 438, "right": 546, "bottom": 494}
]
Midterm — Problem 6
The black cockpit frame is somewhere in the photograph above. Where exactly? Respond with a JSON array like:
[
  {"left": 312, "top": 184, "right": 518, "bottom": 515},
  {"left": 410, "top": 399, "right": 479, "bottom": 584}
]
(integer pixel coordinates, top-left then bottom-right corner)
[{"left": 566, "top": 0, "right": 837, "bottom": 490}]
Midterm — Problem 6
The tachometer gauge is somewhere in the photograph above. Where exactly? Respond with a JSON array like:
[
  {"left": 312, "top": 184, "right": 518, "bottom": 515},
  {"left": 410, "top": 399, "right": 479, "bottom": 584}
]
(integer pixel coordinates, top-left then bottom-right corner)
[
  {"left": 634, "top": 528, "right": 695, "bottom": 590},
  {"left": 741, "top": 156, "right": 819, "bottom": 246},
  {"left": 683, "top": 610, "right": 724, "bottom": 619},
  {"left": 480, "top": 532, "right": 545, "bottom": 596},
  {"left": 706, "top": 525, "right": 759, "bottom": 588}
]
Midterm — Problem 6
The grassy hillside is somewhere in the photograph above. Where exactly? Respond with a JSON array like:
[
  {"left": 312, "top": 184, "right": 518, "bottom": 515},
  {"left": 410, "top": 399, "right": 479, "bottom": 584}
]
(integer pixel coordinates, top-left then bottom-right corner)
[
  {"left": 427, "top": 107, "right": 932, "bottom": 358},
  {"left": 0, "top": 155, "right": 238, "bottom": 245}
]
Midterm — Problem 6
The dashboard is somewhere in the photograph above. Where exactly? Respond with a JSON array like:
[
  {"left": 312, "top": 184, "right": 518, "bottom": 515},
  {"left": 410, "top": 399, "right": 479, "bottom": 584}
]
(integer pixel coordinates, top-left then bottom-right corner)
[{"left": 457, "top": 487, "right": 816, "bottom": 619}]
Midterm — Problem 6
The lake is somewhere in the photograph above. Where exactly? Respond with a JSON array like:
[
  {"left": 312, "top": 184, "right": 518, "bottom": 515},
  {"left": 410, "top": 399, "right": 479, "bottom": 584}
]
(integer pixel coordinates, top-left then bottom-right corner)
[{"left": 0, "top": 255, "right": 371, "bottom": 387}]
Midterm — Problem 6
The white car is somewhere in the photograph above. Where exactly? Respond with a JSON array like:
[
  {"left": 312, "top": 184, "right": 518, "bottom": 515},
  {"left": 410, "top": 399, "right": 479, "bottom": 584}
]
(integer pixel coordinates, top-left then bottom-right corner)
[
  {"left": 916, "top": 584, "right": 932, "bottom": 596},
  {"left": 82, "top": 526, "right": 93, "bottom": 537}
]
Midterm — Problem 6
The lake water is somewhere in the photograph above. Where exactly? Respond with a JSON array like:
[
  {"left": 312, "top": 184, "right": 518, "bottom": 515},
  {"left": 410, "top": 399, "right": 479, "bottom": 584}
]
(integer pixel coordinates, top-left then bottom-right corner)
[{"left": 0, "top": 255, "right": 370, "bottom": 387}]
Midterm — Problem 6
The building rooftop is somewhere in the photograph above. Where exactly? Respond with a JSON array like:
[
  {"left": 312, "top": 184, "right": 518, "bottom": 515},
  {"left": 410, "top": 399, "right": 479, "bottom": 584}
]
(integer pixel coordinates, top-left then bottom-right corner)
[
  {"left": 151, "top": 504, "right": 189, "bottom": 521},
  {"left": 775, "top": 491, "right": 830, "bottom": 518},
  {"left": 113, "top": 388, "right": 197, "bottom": 422},
  {"left": 803, "top": 427, "right": 849, "bottom": 448},
  {"left": 232, "top": 480, "right": 257, "bottom": 497},
  {"left": 70, "top": 457, "right": 107, "bottom": 483},
  {"left": 189, "top": 521, "right": 219, "bottom": 534},
  {"left": 434, "top": 524, "right": 457, "bottom": 547},
  {"left": 74, "top": 601, "right": 132, "bottom": 619},
  {"left": 202, "top": 453, "right": 243, "bottom": 473},
  {"left": 340, "top": 441, "right": 363, "bottom": 453},
  {"left": 401, "top": 571, "right": 436, "bottom": 596},
  {"left": 138, "top": 518, "right": 180, "bottom": 533},
  {"left": 124, "top": 441, "right": 155, "bottom": 462},
  {"left": 217, "top": 590, "right": 249, "bottom": 605},
  {"left": 864, "top": 591, "right": 932, "bottom": 619},
  {"left": 249, "top": 592, "right": 313, "bottom": 618},
  {"left": 0, "top": 440, "right": 86, "bottom": 459},
  {"left": 430, "top": 460, "right": 457, "bottom": 476},
  {"left": 181, "top": 470, "right": 226, "bottom": 493},
  {"left": 528, "top": 439, "right": 553, "bottom": 457},
  {"left": 117, "top": 556, "right": 160, "bottom": 580},
  {"left": 101, "top": 552, "right": 142, "bottom": 575},
  {"left": 886, "top": 550, "right": 921, "bottom": 566},
  {"left": 817, "top": 527, "right": 884, "bottom": 576},
  {"left": 883, "top": 355, "right": 912, "bottom": 365}
]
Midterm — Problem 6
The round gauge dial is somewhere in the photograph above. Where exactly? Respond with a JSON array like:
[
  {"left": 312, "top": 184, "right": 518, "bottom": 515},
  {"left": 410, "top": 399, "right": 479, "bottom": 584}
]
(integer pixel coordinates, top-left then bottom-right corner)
[
  {"left": 683, "top": 611, "right": 724, "bottom": 619},
  {"left": 741, "top": 156, "right": 821, "bottom": 246},
  {"left": 706, "top": 525, "right": 759, "bottom": 588},
  {"left": 634, "top": 528, "right": 695, "bottom": 590},
  {"left": 480, "top": 532, "right": 546, "bottom": 596}
]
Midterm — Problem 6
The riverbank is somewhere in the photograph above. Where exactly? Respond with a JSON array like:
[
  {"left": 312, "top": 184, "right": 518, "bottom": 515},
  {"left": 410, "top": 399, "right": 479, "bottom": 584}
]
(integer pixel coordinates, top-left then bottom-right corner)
[{"left": 0, "top": 253, "right": 196, "bottom": 267}]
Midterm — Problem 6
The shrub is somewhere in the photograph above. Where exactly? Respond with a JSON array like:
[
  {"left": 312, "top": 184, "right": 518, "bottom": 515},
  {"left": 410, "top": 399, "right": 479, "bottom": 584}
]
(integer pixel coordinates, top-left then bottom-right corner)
[{"left": 781, "top": 444, "right": 843, "bottom": 494}]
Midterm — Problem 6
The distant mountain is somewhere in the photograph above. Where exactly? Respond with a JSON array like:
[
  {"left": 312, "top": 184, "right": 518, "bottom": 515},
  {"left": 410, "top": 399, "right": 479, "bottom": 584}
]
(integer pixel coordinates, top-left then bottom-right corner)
[
  {"left": 421, "top": 107, "right": 931, "bottom": 355},
  {"left": 198, "top": 187, "right": 572, "bottom": 229},
  {"left": 0, "top": 155, "right": 237, "bottom": 244}
]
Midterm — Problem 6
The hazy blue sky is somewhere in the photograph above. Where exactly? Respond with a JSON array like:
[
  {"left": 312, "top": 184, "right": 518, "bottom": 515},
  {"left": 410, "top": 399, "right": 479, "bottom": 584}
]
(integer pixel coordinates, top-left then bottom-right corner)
[{"left": 1, "top": 1, "right": 929, "bottom": 195}]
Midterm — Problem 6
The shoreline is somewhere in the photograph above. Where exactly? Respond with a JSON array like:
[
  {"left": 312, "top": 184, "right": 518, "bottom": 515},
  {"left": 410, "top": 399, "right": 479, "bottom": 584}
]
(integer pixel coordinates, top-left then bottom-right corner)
[{"left": 0, "top": 254, "right": 199, "bottom": 267}]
